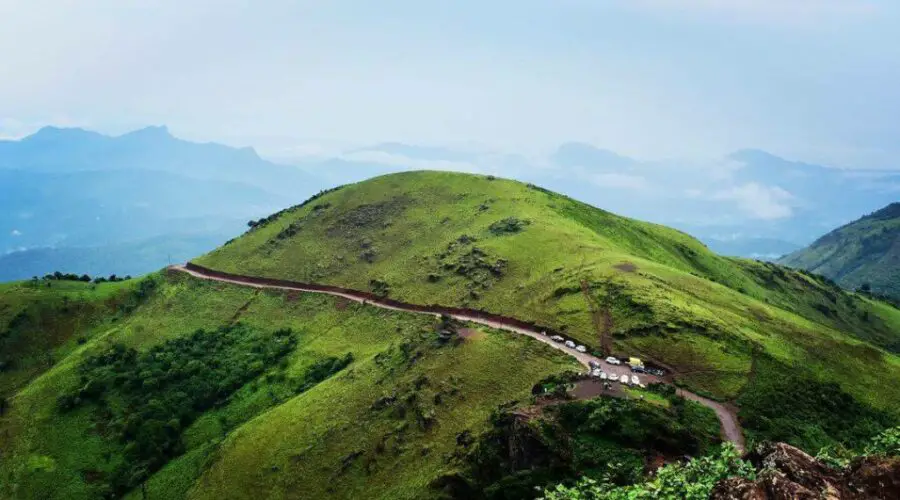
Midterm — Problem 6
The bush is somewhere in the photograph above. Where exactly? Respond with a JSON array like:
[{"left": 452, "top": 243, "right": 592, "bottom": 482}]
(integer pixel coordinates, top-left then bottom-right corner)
[
  {"left": 542, "top": 443, "right": 754, "bottom": 500},
  {"left": 58, "top": 324, "right": 299, "bottom": 496}
]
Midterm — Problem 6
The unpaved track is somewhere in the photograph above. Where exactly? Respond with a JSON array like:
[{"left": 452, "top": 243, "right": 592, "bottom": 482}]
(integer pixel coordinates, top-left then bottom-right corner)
[{"left": 171, "top": 264, "right": 745, "bottom": 452}]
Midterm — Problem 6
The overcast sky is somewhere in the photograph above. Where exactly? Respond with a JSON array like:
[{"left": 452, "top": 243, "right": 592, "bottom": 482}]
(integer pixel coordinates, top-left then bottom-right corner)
[{"left": 2, "top": 0, "right": 898, "bottom": 167}]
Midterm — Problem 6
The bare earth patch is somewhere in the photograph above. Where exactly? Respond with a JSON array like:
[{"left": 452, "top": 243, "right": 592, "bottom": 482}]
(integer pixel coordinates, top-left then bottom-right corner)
[
  {"left": 614, "top": 262, "right": 638, "bottom": 273},
  {"left": 570, "top": 379, "right": 624, "bottom": 399},
  {"left": 334, "top": 297, "right": 349, "bottom": 311},
  {"left": 458, "top": 327, "right": 485, "bottom": 341}
]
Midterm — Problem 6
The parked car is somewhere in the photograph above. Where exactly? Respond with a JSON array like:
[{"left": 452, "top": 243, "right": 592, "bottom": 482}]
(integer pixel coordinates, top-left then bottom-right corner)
[
  {"left": 609, "top": 373, "right": 619, "bottom": 382},
  {"left": 550, "top": 335, "right": 564, "bottom": 342},
  {"left": 591, "top": 368, "right": 602, "bottom": 377},
  {"left": 565, "top": 340, "right": 576, "bottom": 348},
  {"left": 600, "top": 372, "right": 608, "bottom": 380},
  {"left": 605, "top": 356, "right": 622, "bottom": 365},
  {"left": 589, "top": 360, "right": 601, "bottom": 369},
  {"left": 576, "top": 345, "right": 587, "bottom": 353},
  {"left": 631, "top": 375, "right": 640, "bottom": 385},
  {"left": 631, "top": 365, "right": 646, "bottom": 373}
]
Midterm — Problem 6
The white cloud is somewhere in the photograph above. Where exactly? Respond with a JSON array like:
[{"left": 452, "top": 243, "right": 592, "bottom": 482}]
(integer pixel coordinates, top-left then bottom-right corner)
[
  {"left": 711, "top": 183, "right": 795, "bottom": 219},
  {"left": 10, "top": 229, "right": 22, "bottom": 236}
]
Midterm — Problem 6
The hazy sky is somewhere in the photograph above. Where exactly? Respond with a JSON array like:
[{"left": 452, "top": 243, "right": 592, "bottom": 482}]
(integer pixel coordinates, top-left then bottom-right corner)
[{"left": 2, "top": 0, "right": 898, "bottom": 167}]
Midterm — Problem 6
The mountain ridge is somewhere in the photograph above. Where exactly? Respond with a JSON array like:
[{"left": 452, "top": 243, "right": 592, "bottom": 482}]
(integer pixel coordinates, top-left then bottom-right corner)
[{"left": 780, "top": 202, "right": 900, "bottom": 299}]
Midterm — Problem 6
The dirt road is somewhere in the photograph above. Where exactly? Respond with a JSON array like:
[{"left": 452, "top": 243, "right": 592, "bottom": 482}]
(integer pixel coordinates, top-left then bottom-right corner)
[{"left": 170, "top": 264, "right": 745, "bottom": 452}]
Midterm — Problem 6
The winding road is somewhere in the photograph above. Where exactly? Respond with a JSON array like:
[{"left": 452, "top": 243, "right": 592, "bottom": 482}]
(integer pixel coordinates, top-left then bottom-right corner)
[{"left": 171, "top": 264, "right": 745, "bottom": 452}]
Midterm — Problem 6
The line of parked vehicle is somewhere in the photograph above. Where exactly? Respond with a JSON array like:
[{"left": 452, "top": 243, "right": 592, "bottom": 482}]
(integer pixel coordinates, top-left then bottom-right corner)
[
  {"left": 543, "top": 330, "right": 666, "bottom": 386},
  {"left": 588, "top": 360, "right": 643, "bottom": 387}
]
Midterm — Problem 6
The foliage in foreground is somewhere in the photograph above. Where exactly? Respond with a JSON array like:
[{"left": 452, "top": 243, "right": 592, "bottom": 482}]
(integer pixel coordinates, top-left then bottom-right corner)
[
  {"left": 541, "top": 443, "right": 753, "bottom": 500},
  {"left": 444, "top": 389, "right": 721, "bottom": 499},
  {"left": 547, "top": 425, "right": 900, "bottom": 500}
]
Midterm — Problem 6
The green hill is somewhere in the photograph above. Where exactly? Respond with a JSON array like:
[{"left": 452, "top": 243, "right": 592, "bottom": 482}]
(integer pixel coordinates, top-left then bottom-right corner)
[
  {"left": 199, "top": 171, "right": 900, "bottom": 401},
  {"left": 3, "top": 171, "right": 900, "bottom": 499},
  {"left": 780, "top": 203, "right": 900, "bottom": 300}
]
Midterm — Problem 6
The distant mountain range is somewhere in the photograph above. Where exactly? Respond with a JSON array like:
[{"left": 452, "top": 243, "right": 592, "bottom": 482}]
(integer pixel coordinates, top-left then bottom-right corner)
[
  {"left": 2, "top": 127, "right": 898, "bottom": 280},
  {"left": 0, "top": 126, "right": 315, "bottom": 281},
  {"left": 780, "top": 203, "right": 900, "bottom": 299}
]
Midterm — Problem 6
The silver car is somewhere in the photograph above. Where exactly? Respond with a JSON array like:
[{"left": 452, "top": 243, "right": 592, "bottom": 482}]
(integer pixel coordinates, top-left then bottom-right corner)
[{"left": 609, "top": 373, "right": 619, "bottom": 382}]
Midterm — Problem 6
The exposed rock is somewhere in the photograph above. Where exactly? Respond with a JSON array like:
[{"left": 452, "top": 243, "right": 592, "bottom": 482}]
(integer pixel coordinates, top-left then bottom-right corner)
[
  {"left": 710, "top": 477, "right": 767, "bottom": 499},
  {"left": 711, "top": 442, "right": 900, "bottom": 500},
  {"left": 844, "top": 455, "right": 900, "bottom": 500},
  {"left": 749, "top": 442, "right": 842, "bottom": 495}
]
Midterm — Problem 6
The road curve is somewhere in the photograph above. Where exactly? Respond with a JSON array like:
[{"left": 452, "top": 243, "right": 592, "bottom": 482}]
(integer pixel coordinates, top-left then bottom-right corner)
[{"left": 170, "top": 264, "right": 745, "bottom": 452}]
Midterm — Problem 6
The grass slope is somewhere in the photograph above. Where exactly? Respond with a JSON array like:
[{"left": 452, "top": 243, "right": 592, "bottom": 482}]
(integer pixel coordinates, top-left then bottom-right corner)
[
  {"left": 197, "top": 171, "right": 900, "bottom": 421},
  {"left": 0, "top": 272, "right": 579, "bottom": 499},
  {"left": 780, "top": 202, "right": 900, "bottom": 299},
  {"left": 0, "top": 279, "right": 142, "bottom": 398}
]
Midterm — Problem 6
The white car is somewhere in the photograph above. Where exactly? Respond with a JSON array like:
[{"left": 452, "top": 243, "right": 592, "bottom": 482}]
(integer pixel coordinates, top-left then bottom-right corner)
[
  {"left": 550, "top": 335, "right": 564, "bottom": 343},
  {"left": 609, "top": 373, "right": 619, "bottom": 382},
  {"left": 591, "top": 368, "right": 602, "bottom": 377},
  {"left": 565, "top": 340, "right": 576, "bottom": 348},
  {"left": 600, "top": 372, "right": 608, "bottom": 380},
  {"left": 631, "top": 375, "right": 640, "bottom": 385},
  {"left": 575, "top": 345, "right": 587, "bottom": 353},
  {"left": 605, "top": 356, "right": 622, "bottom": 365}
]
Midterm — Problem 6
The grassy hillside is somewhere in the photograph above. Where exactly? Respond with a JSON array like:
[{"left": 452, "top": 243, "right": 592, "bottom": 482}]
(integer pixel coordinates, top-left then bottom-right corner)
[
  {"left": 197, "top": 171, "right": 900, "bottom": 422},
  {"left": 5, "top": 171, "right": 900, "bottom": 499},
  {"left": 780, "top": 202, "right": 900, "bottom": 299},
  {"left": 0, "top": 278, "right": 144, "bottom": 399},
  {"left": 0, "top": 272, "right": 582, "bottom": 499}
]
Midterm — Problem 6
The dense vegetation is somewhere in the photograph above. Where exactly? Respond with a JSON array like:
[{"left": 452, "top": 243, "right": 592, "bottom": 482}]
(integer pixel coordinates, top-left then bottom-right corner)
[
  {"left": 542, "top": 444, "right": 752, "bottom": 500},
  {"left": 197, "top": 171, "right": 900, "bottom": 451},
  {"left": 780, "top": 202, "right": 900, "bottom": 299},
  {"left": 57, "top": 324, "right": 301, "bottom": 497},
  {"left": 439, "top": 385, "right": 722, "bottom": 499}
]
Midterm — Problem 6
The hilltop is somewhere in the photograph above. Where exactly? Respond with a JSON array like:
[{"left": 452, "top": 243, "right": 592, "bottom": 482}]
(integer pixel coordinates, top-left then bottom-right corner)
[
  {"left": 2, "top": 171, "right": 900, "bottom": 499},
  {"left": 780, "top": 203, "right": 900, "bottom": 300},
  {"left": 200, "top": 171, "right": 900, "bottom": 402}
]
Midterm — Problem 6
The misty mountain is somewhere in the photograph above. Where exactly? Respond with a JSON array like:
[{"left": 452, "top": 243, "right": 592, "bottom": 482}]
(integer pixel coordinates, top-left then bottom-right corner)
[{"left": 0, "top": 127, "right": 316, "bottom": 280}]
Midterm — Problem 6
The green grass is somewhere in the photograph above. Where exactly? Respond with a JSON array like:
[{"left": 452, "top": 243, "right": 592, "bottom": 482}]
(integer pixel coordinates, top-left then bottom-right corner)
[
  {"left": 196, "top": 171, "right": 900, "bottom": 423},
  {"left": 0, "top": 272, "right": 579, "bottom": 499},
  {"left": 780, "top": 203, "right": 900, "bottom": 299},
  {"left": 0, "top": 278, "right": 139, "bottom": 398}
]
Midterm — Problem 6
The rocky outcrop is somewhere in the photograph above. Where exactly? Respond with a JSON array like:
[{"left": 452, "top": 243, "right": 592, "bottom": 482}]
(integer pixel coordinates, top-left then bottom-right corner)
[{"left": 710, "top": 442, "right": 900, "bottom": 500}]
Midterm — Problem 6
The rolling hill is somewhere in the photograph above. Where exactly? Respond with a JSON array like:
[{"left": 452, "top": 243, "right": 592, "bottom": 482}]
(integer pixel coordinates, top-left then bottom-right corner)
[
  {"left": 780, "top": 203, "right": 900, "bottom": 300},
  {"left": 2, "top": 171, "right": 899, "bottom": 499}
]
